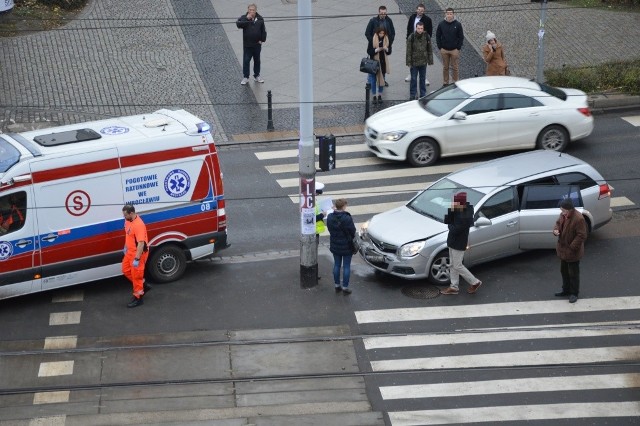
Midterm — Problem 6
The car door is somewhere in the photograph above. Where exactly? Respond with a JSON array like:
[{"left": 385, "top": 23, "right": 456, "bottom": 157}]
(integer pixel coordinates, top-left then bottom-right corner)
[
  {"left": 519, "top": 184, "right": 582, "bottom": 249},
  {"left": 444, "top": 94, "right": 500, "bottom": 155},
  {"left": 467, "top": 187, "right": 520, "bottom": 265},
  {"left": 0, "top": 188, "right": 40, "bottom": 297},
  {"left": 498, "top": 93, "right": 546, "bottom": 149}
]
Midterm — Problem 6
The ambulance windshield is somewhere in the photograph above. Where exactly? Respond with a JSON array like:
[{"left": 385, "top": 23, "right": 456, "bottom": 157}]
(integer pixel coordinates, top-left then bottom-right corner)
[{"left": 0, "top": 137, "right": 21, "bottom": 173}]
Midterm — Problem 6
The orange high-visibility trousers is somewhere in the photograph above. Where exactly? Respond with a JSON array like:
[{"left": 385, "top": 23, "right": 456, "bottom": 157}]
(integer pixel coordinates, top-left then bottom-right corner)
[{"left": 122, "top": 252, "right": 148, "bottom": 298}]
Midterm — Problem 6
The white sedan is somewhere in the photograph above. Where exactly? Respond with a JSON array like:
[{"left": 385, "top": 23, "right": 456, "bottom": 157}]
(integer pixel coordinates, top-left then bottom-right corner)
[{"left": 364, "top": 76, "right": 594, "bottom": 167}]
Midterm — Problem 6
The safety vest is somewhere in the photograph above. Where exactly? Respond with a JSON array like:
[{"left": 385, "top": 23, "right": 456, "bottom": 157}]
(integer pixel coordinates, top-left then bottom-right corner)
[{"left": 315, "top": 203, "right": 326, "bottom": 234}]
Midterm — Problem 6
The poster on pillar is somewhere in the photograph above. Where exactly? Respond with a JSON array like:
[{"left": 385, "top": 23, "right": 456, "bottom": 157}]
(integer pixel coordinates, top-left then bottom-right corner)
[{"left": 300, "top": 177, "right": 316, "bottom": 235}]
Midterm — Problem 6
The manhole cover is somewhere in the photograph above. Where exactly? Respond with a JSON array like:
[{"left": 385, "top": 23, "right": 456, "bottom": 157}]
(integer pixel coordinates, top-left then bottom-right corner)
[{"left": 401, "top": 285, "right": 440, "bottom": 299}]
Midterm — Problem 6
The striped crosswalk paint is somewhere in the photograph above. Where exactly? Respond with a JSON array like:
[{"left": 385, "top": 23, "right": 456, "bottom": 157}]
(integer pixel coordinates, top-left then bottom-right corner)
[{"left": 621, "top": 115, "right": 640, "bottom": 127}]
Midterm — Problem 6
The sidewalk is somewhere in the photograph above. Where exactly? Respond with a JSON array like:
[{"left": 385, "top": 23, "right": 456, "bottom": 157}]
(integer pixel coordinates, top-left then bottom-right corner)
[{"left": 1, "top": 0, "right": 638, "bottom": 143}]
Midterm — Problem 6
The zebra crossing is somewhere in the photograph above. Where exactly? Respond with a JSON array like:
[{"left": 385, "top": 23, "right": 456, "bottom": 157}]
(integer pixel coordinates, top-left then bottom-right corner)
[
  {"left": 354, "top": 297, "right": 640, "bottom": 425},
  {"left": 254, "top": 139, "right": 636, "bottom": 231}
]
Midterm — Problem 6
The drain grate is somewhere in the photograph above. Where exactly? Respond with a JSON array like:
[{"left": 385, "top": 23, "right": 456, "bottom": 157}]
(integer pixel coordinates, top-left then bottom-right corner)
[{"left": 401, "top": 284, "right": 441, "bottom": 299}]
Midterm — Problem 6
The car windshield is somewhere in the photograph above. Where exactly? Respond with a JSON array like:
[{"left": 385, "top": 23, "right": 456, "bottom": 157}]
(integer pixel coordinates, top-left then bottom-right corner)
[
  {"left": 407, "top": 178, "right": 484, "bottom": 223},
  {"left": 0, "top": 137, "right": 21, "bottom": 173},
  {"left": 418, "top": 84, "right": 471, "bottom": 116}
]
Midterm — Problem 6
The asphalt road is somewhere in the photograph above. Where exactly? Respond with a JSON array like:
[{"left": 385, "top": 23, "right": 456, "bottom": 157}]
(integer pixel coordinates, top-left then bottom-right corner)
[{"left": 0, "top": 109, "right": 639, "bottom": 425}]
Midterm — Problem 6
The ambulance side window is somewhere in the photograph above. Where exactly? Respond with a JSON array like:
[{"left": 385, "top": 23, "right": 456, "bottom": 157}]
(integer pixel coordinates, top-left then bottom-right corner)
[{"left": 0, "top": 191, "right": 27, "bottom": 235}]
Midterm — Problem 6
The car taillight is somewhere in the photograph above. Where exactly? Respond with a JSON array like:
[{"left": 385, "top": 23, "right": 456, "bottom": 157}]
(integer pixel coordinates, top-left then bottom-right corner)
[
  {"left": 578, "top": 107, "right": 592, "bottom": 117},
  {"left": 598, "top": 183, "right": 611, "bottom": 199}
]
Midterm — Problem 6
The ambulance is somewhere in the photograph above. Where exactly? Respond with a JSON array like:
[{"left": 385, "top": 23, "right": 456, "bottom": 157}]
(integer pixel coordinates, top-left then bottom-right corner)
[{"left": 0, "top": 109, "right": 228, "bottom": 300}]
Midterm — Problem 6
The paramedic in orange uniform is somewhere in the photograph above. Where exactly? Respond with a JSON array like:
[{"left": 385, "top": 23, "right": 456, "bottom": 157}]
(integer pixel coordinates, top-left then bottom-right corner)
[
  {"left": 122, "top": 204, "right": 150, "bottom": 308},
  {"left": 0, "top": 194, "right": 25, "bottom": 235}
]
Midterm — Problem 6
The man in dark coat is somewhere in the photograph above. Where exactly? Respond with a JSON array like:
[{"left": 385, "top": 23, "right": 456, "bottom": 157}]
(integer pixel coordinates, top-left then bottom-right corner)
[
  {"left": 365, "top": 5, "right": 395, "bottom": 86},
  {"left": 553, "top": 198, "right": 587, "bottom": 303},
  {"left": 406, "top": 22, "right": 433, "bottom": 99},
  {"left": 236, "top": 3, "right": 267, "bottom": 85},
  {"left": 327, "top": 199, "right": 356, "bottom": 294},
  {"left": 404, "top": 3, "right": 433, "bottom": 84},
  {"left": 441, "top": 192, "right": 482, "bottom": 295}
]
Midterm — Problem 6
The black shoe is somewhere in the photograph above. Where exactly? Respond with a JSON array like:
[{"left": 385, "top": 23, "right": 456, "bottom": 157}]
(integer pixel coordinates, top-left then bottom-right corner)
[
  {"left": 371, "top": 96, "right": 377, "bottom": 105},
  {"left": 555, "top": 291, "right": 569, "bottom": 297},
  {"left": 569, "top": 295, "right": 578, "bottom": 303},
  {"left": 377, "top": 95, "right": 382, "bottom": 104},
  {"left": 335, "top": 285, "right": 342, "bottom": 292},
  {"left": 384, "top": 81, "right": 389, "bottom": 87},
  {"left": 127, "top": 297, "right": 143, "bottom": 308},
  {"left": 342, "top": 287, "right": 352, "bottom": 294}
]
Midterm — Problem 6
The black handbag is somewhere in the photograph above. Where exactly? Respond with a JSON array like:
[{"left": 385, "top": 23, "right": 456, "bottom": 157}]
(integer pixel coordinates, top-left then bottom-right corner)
[{"left": 360, "top": 57, "right": 380, "bottom": 75}]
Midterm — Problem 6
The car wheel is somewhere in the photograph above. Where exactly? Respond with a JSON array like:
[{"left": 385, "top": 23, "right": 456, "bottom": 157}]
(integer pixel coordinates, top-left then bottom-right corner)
[
  {"left": 407, "top": 138, "right": 440, "bottom": 167},
  {"left": 536, "top": 125, "right": 569, "bottom": 151},
  {"left": 147, "top": 245, "right": 187, "bottom": 283},
  {"left": 428, "top": 251, "right": 451, "bottom": 285}
]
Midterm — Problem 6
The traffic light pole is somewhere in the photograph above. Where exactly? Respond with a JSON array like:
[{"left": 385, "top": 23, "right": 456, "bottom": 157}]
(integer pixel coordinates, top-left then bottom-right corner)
[{"left": 298, "top": 0, "right": 317, "bottom": 288}]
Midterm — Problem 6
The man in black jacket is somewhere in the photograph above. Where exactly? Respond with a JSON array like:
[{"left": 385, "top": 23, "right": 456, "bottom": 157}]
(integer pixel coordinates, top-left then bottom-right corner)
[
  {"left": 236, "top": 3, "right": 267, "bottom": 85},
  {"left": 404, "top": 3, "right": 432, "bottom": 85},
  {"left": 441, "top": 192, "right": 482, "bottom": 295},
  {"left": 365, "top": 5, "right": 395, "bottom": 86},
  {"left": 436, "top": 7, "right": 464, "bottom": 85}
]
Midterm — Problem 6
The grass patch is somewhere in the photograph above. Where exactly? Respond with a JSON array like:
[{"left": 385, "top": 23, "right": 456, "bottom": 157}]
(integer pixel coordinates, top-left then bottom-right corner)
[
  {"left": 0, "top": 0, "right": 86, "bottom": 37},
  {"left": 545, "top": 60, "right": 640, "bottom": 95}
]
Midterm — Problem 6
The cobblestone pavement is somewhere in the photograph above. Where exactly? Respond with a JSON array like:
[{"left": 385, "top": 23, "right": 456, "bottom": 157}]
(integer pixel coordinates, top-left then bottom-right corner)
[{"left": 0, "top": 0, "right": 638, "bottom": 142}]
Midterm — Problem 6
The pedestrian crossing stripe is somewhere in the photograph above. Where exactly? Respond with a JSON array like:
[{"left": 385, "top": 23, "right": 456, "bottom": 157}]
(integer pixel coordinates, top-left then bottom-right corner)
[
  {"left": 388, "top": 401, "right": 640, "bottom": 426},
  {"left": 355, "top": 296, "right": 640, "bottom": 324},
  {"left": 380, "top": 373, "right": 640, "bottom": 399},
  {"left": 370, "top": 345, "right": 639, "bottom": 372},
  {"left": 622, "top": 115, "right": 640, "bottom": 126},
  {"left": 363, "top": 324, "right": 640, "bottom": 350}
]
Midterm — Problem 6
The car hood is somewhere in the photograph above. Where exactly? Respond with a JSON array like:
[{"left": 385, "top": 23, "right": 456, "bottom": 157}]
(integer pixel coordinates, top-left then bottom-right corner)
[
  {"left": 366, "top": 100, "right": 437, "bottom": 132},
  {"left": 368, "top": 205, "right": 447, "bottom": 245}
]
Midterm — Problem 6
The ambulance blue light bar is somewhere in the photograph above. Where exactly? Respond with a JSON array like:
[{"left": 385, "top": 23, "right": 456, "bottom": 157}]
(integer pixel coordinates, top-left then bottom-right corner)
[{"left": 196, "top": 122, "right": 211, "bottom": 133}]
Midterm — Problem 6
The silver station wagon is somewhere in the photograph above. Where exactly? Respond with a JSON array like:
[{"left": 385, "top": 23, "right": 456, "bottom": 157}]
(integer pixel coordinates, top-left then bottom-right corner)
[{"left": 358, "top": 151, "right": 613, "bottom": 284}]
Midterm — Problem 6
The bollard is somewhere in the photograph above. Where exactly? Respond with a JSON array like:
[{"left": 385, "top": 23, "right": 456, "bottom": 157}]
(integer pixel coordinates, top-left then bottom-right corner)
[
  {"left": 267, "top": 90, "right": 274, "bottom": 131},
  {"left": 364, "top": 82, "right": 371, "bottom": 121}
]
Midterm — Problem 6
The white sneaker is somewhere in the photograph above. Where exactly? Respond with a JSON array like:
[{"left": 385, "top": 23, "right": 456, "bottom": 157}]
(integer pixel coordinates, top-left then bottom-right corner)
[
  {"left": 405, "top": 74, "right": 410, "bottom": 82},
  {"left": 425, "top": 78, "right": 430, "bottom": 85},
  {"left": 240, "top": 78, "right": 249, "bottom": 85},
  {"left": 254, "top": 75, "right": 265, "bottom": 83}
]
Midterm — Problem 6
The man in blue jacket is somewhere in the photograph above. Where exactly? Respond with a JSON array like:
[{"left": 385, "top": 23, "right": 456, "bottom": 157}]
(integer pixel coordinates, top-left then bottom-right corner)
[
  {"left": 237, "top": 4, "right": 267, "bottom": 85},
  {"left": 435, "top": 7, "right": 464, "bottom": 85}
]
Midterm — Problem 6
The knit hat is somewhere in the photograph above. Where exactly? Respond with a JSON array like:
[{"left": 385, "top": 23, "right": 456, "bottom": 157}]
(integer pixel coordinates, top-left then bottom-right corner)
[
  {"left": 485, "top": 30, "right": 496, "bottom": 42},
  {"left": 315, "top": 182, "right": 324, "bottom": 194},
  {"left": 453, "top": 192, "right": 467, "bottom": 204},
  {"left": 559, "top": 198, "right": 574, "bottom": 210}
]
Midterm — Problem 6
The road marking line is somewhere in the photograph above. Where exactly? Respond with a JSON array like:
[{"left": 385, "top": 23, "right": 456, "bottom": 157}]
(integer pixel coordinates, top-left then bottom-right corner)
[
  {"left": 255, "top": 143, "right": 369, "bottom": 160},
  {"left": 388, "top": 401, "right": 640, "bottom": 425},
  {"left": 44, "top": 336, "right": 78, "bottom": 350},
  {"left": 371, "top": 345, "right": 639, "bottom": 372},
  {"left": 380, "top": 373, "right": 640, "bottom": 400},
  {"left": 33, "top": 391, "right": 70, "bottom": 405},
  {"left": 38, "top": 361, "right": 74, "bottom": 377},
  {"left": 610, "top": 196, "right": 634, "bottom": 207},
  {"left": 288, "top": 183, "right": 426, "bottom": 203},
  {"left": 29, "top": 416, "right": 66, "bottom": 426},
  {"left": 355, "top": 296, "right": 640, "bottom": 324},
  {"left": 622, "top": 115, "right": 640, "bottom": 126},
  {"left": 277, "top": 164, "right": 475, "bottom": 188},
  {"left": 268, "top": 156, "right": 385, "bottom": 173},
  {"left": 364, "top": 326, "right": 640, "bottom": 349},
  {"left": 52, "top": 290, "right": 84, "bottom": 303},
  {"left": 49, "top": 311, "right": 81, "bottom": 326}
]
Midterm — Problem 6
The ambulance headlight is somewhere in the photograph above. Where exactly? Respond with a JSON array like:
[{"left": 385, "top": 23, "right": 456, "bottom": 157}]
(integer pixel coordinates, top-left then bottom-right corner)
[{"left": 196, "top": 122, "right": 211, "bottom": 133}]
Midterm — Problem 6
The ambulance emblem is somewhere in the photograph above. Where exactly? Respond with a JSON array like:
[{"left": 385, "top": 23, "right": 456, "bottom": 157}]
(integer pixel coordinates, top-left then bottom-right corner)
[
  {"left": 100, "top": 126, "right": 129, "bottom": 135},
  {"left": 0, "top": 242, "right": 13, "bottom": 261},
  {"left": 164, "top": 169, "right": 191, "bottom": 198}
]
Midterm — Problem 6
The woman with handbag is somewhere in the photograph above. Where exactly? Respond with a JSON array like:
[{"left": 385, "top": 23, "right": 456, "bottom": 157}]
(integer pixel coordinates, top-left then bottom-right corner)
[
  {"left": 367, "top": 27, "right": 390, "bottom": 104},
  {"left": 483, "top": 30, "right": 509, "bottom": 76},
  {"left": 327, "top": 198, "right": 356, "bottom": 294}
]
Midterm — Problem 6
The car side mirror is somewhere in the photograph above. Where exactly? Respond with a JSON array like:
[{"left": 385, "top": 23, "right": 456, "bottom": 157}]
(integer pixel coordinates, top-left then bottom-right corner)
[
  {"left": 474, "top": 217, "right": 491, "bottom": 227},
  {"left": 452, "top": 111, "right": 467, "bottom": 120}
]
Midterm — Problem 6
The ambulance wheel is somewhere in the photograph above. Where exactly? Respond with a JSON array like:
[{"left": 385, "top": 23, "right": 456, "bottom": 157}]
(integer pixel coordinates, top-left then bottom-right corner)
[{"left": 147, "top": 245, "right": 187, "bottom": 283}]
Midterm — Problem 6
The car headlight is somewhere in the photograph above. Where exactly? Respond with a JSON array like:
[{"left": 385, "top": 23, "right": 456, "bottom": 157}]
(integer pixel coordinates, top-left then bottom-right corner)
[
  {"left": 398, "top": 240, "right": 426, "bottom": 257},
  {"left": 359, "top": 220, "right": 369, "bottom": 238},
  {"left": 381, "top": 131, "right": 408, "bottom": 141}
]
